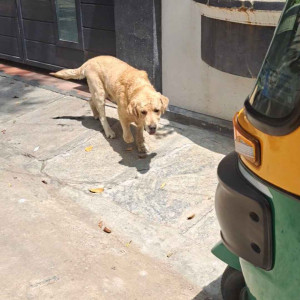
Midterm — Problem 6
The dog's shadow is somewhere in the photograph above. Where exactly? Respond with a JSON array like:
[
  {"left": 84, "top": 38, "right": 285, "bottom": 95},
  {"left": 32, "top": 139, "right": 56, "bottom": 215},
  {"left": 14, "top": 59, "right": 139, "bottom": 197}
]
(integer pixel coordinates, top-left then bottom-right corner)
[{"left": 53, "top": 115, "right": 156, "bottom": 174}]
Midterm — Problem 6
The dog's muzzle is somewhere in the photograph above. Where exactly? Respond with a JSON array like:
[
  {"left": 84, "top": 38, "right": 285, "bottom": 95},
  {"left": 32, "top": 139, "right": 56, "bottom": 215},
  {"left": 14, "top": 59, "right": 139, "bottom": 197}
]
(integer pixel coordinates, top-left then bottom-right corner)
[{"left": 148, "top": 125, "right": 157, "bottom": 135}]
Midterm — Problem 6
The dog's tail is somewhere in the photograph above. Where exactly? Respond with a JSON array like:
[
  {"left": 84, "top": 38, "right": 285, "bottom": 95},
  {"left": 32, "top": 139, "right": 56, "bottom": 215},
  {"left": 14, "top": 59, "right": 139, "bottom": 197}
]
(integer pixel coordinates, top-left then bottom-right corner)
[{"left": 50, "top": 66, "right": 85, "bottom": 80}]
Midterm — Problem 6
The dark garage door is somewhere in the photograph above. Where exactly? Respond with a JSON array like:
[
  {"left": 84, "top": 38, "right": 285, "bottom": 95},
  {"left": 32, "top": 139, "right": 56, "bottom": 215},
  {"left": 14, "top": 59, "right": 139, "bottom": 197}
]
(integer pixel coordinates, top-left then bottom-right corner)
[{"left": 0, "top": 0, "right": 116, "bottom": 70}]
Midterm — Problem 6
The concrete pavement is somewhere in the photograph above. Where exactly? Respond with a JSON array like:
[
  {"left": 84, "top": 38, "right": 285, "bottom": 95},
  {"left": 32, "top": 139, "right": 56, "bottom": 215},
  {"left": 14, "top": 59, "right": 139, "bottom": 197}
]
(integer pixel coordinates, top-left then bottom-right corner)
[{"left": 0, "top": 68, "right": 234, "bottom": 300}]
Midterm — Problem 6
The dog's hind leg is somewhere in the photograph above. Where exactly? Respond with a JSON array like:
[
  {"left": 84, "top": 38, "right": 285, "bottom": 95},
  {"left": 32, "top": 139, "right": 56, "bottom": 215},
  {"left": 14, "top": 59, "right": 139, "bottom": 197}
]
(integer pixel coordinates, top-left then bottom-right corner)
[
  {"left": 87, "top": 76, "right": 116, "bottom": 139},
  {"left": 89, "top": 99, "right": 99, "bottom": 120}
]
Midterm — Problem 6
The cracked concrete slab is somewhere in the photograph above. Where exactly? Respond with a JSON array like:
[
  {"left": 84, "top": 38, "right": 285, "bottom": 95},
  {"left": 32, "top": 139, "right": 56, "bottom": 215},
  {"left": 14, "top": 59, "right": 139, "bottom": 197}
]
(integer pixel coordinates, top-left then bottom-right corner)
[{"left": 0, "top": 74, "right": 234, "bottom": 299}]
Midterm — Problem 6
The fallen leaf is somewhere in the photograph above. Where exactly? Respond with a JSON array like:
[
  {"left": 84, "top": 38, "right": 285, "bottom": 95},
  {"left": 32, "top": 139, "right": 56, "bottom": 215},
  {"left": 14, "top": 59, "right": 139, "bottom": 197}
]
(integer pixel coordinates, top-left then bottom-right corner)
[
  {"left": 125, "top": 240, "right": 132, "bottom": 247},
  {"left": 33, "top": 146, "right": 39, "bottom": 152},
  {"left": 160, "top": 182, "right": 166, "bottom": 189},
  {"left": 42, "top": 180, "right": 48, "bottom": 184},
  {"left": 1, "top": 130, "right": 6, "bottom": 134},
  {"left": 125, "top": 147, "right": 133, "bottom": 151},
  {"left": 85, "top": 145, "right": 93, "bottom": 152},
  {"left": 98, "top": 221, "right": 103, "bottom": 229},
  {"left": 167, "top": 252, "right": 173, "bottom": 258},
  {"left": 103, "top": 227, "right": 111, "bottom": 233},
  {"left": 89, "top": 188, "right": 104, "bottom": 193},
  {"left": 187, "top": 214, "right": 195, "bottom": 220}
]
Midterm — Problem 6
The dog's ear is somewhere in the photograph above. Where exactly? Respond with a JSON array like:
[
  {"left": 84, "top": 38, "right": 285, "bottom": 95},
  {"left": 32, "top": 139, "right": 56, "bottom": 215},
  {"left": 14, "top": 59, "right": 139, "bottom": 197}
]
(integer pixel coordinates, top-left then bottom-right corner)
[
  {"left": 160, "top": 94, "right": 169, "bottom": 114},
  {"left": 127, "top": 99, "right": 139, "bottom": 118}
]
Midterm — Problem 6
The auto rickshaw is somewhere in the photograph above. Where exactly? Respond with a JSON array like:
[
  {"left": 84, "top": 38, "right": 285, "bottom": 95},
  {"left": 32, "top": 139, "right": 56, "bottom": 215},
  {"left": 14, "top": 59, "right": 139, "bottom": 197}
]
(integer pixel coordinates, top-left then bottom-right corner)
[{"left": 212, "top": 0, "right": 300, "bottom": 299}]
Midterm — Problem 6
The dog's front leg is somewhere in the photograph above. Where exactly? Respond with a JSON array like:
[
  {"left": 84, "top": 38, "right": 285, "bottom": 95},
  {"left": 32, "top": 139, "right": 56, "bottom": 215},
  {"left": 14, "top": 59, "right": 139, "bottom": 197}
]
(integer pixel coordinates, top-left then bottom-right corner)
[
  {"left": 119, "top": 113, "right": 134, "bottom": 143},
  {"left": 136, "top": 126, "right": 147, "bottom": 153}
]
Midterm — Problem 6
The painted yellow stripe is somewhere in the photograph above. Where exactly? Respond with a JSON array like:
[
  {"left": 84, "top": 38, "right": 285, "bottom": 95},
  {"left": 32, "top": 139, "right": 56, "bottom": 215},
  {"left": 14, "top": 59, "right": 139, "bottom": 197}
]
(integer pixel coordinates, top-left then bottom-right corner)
[{"left": 237, "top": 108, "right": 300, "bottom": 196}]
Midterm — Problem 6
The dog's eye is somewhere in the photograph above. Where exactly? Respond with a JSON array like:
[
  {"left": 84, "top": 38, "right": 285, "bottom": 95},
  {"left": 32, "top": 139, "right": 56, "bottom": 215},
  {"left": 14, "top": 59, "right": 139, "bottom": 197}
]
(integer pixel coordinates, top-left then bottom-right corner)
[
  {"left": 141, "top": 111, "right": 147, "bottom": 115},
  {"left": 154, "top": 109, "right": 160, "bottom": 113}
]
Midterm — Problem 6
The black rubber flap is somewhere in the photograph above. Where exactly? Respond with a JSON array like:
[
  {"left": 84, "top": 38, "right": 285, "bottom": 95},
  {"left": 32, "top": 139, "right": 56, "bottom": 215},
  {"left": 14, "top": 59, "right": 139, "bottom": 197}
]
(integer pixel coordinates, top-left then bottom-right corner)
[{"left": 215, "top": 152, "right": 273, "bottom": 270}]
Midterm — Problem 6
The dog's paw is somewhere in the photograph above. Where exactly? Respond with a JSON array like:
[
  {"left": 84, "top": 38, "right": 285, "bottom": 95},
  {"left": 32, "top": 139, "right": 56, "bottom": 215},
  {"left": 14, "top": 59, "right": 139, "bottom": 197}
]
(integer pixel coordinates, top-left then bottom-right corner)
[
  {"left": 105, "top": 129, "right": 116, "bottom": 139},
  {"left": 123, "top": 133, "right": 134, "bottom": 144},
  {"left": 137, "top": 143, "right": 148, "bottom": 153}
]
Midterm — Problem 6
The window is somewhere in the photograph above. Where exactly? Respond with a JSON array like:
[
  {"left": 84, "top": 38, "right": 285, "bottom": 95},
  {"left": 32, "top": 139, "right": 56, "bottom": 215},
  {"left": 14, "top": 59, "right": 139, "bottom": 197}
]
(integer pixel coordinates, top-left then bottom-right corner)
[
  {"left": 55, "top": 0, "right": 79, "bottom": 43},
  {"left": 248, "top": 0, "right": 300, "bottom": 119}
]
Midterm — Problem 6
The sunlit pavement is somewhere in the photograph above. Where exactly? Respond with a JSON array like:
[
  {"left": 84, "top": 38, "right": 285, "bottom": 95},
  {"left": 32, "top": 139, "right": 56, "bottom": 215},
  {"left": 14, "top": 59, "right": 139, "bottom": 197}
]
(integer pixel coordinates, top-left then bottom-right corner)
[{"left": 0, "top": 65, "right": 234, "bottom": 299}]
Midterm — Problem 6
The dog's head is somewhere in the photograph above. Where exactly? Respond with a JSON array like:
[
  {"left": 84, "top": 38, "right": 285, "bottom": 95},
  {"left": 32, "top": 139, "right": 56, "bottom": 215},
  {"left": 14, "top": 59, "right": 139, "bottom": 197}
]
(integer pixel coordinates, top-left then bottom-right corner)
[{"left": 128, "top": 90, "right": 169, "bottom": 135}]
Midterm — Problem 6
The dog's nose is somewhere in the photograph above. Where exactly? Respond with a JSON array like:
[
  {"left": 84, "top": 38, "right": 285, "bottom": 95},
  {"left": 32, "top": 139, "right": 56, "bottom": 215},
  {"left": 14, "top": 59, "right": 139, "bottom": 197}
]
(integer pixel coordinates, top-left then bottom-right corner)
[
  {"left": 149, "top": 125, "right": 157, "bottom": 130},
  {"left": 149, "top": 125, "right": 157, "bottom": 135}
]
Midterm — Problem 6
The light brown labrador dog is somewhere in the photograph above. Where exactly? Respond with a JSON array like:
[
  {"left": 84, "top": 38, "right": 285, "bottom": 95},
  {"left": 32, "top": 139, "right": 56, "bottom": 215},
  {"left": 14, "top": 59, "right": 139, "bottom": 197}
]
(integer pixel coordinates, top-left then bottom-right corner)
[{"left": 51, "top": 56, "right": 169, "bottom": 152}]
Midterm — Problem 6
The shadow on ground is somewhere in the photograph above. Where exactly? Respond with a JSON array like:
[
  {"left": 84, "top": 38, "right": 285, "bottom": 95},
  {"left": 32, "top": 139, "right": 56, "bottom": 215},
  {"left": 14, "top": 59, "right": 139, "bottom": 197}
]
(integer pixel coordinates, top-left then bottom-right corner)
[
  {"left": 53, "top": 107, "right": 233, "bottom": 165},
  {"left": 193, "top": 276, "right": 222, "bottom": 300},
  {"left": 156, "top": 122, "right": 233, "bottom": 156},
  {"left": 0, "top": 77, "right": 37, "bottom": 115},
  {"left": 53, "top": 115, "right": 157, "bottom": 174}
]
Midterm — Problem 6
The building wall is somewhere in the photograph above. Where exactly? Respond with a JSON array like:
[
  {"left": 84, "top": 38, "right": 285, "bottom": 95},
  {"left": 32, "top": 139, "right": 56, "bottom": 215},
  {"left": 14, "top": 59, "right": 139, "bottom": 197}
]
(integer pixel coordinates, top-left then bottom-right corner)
[
  {"left": 0, "top": 0, "right": 116, "bottom": 70},
  {"left": 161, "top": 0, "right": 282, "bottom": 121}
]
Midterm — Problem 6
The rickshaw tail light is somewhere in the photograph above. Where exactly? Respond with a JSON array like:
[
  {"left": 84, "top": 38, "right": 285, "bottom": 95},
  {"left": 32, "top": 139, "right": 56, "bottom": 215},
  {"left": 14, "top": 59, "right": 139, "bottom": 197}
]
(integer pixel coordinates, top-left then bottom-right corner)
[{"left": 233, "top": 113, "right": 261, "bottom": 166}]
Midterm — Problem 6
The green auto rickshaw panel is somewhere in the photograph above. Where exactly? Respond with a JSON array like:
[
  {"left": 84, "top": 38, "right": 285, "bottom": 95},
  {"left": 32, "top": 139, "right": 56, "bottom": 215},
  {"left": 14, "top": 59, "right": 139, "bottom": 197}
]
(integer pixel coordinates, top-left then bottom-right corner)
[{"left": 241, "top": 187, "right": 300, "bottom": 300}]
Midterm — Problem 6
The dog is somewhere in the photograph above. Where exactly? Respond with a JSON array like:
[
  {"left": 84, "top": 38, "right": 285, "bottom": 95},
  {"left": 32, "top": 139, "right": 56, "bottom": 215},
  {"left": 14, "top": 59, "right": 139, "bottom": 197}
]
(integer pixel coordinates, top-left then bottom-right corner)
[{"left": 50, "top": 56, "right": 169, "bottom": 153}]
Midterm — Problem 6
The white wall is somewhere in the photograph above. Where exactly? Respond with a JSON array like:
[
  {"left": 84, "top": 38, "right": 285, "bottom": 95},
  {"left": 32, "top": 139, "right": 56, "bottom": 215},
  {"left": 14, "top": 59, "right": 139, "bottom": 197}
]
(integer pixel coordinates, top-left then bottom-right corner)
[{"left": 161, "top": 0, "right": 280, "bottom": 121}]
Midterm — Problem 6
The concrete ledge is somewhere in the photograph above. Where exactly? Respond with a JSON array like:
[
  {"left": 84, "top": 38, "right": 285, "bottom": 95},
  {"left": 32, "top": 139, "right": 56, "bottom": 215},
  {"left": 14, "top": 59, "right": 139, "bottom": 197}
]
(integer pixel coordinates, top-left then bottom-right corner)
[
  {"left": 194, "top": 0, "right": 285, "bottom": 11},
  {"left": 165, "top": 105, "right": 233, "bottom": 135}
]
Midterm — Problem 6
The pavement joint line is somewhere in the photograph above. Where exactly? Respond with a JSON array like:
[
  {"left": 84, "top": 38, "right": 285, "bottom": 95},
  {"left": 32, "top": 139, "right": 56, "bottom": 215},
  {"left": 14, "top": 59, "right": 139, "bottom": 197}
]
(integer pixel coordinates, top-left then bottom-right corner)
[
  {"left": 2, "top": 161, "right": 220, "bottom": 286},
  {"left": 31, "top": 156, "right": 204, "bottom": 245}
]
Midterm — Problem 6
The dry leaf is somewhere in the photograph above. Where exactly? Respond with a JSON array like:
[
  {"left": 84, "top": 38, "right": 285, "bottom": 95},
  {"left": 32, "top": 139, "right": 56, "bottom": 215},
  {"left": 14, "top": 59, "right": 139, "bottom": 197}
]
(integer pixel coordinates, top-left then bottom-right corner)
[
  {"left": 89, "top": 188, "right": 104, "bottom": 193},
  {"left": 103, "top": 227, "right": 111, "bottom": 233},
  {"left": 85, "top": 146, "right": 93, "bottom": 152},
  {"left": 160, "top": 182, "right": 166, "bottom": 189},
  {"left": 125, "top": 147, "right": 133, "bottom": 151},
  {"left": 1, "top": 130, "right": 6, "bottom": 134},
  {"left": 125, "top": 240, "right": 132, "bottom": 247},
  {"left": 167, "top": 252, "right": 173, "bottom": 258},
  {"left": 187, "top": 214, "right": 195, "bottom": 220},
  {"left": 98, "top": 221, "right": 103, "bottom": 229}
]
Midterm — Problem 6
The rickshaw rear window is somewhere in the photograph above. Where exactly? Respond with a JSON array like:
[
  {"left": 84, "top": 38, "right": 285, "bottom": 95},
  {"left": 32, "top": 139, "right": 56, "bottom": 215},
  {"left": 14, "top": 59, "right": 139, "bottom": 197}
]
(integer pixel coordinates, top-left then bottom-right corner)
[{"left": 249, "top": 1, "right": 300, "bottom": 119}]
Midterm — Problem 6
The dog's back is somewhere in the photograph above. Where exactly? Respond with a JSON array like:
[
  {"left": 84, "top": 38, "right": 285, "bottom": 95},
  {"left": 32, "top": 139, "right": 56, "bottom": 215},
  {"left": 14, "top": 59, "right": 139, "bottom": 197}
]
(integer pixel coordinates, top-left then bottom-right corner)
[{"left": 50, "top": 56, "right": 131, "bottom": 81}]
